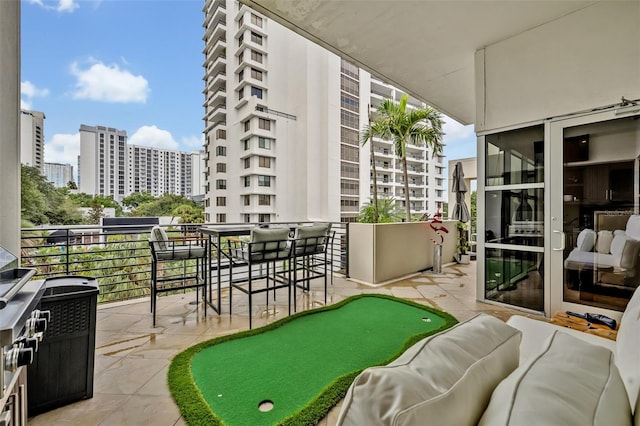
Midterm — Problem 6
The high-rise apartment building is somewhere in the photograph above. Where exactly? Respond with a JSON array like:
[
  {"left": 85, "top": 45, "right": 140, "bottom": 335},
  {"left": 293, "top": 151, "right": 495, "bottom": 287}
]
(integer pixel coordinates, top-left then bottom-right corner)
[
  {"left": 44, "top": 162, "right": 74, "bottom": 188},
  {"left": 126, "top": 144, "right": 196, "bottom": 198},
  {"left": 202, "top": 1, "right": 445, "bottom": 223},
  {"left": 79, "top": 124, "right": 127, "bottom": 201},
  {"left": 20, "top": 109, "right": 45, "bottom": 172}
]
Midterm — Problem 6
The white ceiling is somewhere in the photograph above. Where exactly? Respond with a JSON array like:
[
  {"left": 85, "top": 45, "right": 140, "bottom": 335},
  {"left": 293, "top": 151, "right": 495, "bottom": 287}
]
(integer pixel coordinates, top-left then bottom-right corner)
[{"left": 240, "top": 0, "right": 596, "bottom": 125}]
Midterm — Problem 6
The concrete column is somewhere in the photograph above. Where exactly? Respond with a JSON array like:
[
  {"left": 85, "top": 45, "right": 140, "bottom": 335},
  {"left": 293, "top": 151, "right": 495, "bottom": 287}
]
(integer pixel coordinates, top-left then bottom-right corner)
[{"left": 0, "top": 1, "right": 21, "bottom": 255}]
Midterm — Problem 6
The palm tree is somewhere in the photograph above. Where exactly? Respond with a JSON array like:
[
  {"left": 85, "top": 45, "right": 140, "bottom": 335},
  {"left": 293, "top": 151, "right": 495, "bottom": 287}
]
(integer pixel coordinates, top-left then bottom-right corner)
[
  {"left": 358, "top": 196, "right": 404, "bottom": 223},
  {"left": 366, "top": 94, "right": 444, "bottom": 222}
]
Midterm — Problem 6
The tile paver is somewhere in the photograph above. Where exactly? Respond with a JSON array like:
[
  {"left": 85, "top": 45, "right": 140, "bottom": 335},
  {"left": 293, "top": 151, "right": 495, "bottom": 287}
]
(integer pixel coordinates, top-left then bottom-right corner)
[{"left": 28, "top": 261, "right": 529, "bottom": 426}]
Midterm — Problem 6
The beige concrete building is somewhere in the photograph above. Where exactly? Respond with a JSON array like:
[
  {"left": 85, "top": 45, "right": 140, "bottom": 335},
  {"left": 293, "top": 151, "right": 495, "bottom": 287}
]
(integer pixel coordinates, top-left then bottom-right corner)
[
  {"left": 78, "top": 124, "right": 127, "bottom": 201},
  {"left": 20, "top": 109, "right": 45, "bottom": 172}
]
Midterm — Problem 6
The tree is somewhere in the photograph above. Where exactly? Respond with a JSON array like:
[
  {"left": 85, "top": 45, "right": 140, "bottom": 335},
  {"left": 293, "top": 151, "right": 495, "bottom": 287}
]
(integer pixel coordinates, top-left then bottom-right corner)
[
  {"left": 67, "top": 181, "right": 78, "bottom": 190},
  {"left": 366, "top": 95, "right": 444, "bottom": 222},
  {"left": 358, "top": 196, "right": 404, "bottom": 223},
  {"left": 86, "top": 202, "right": 105, "bottom": 224},
  {"left": 134, "top": 194, "right": 200, "bottom": 218},
  {"left": 21, "top": 165, "right": 83, "bottom": 225},
  {"left": 122, "top": 192, "right": 156, "bottom": 210},
  {"left": 68, "top": 193, "right": 123, "bottom": 217},
  {"left": 171, "top": 204, "right": 204, "bottom": 224}
]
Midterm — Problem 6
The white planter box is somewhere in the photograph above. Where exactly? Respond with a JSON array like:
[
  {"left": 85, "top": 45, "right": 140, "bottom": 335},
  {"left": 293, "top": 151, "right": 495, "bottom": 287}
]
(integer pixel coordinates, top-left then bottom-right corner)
[{"left": 348, "top": 221, "right": 458, "bottom": 285}]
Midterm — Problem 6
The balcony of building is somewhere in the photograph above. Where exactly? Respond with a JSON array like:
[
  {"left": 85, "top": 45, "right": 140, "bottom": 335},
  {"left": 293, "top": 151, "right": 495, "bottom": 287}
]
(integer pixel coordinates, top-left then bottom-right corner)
[{"left": 23, "top": 220, "right": 511, "bottom": 425}]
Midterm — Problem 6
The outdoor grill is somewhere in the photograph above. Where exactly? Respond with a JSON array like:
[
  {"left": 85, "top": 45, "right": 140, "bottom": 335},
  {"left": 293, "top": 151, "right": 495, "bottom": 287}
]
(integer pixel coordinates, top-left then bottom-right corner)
[
  {"left": 0, "top": 244, "right": 48, "bottom": 426},
  {"left": 507, "top": 221, "right": 544, "bottom": 238}
]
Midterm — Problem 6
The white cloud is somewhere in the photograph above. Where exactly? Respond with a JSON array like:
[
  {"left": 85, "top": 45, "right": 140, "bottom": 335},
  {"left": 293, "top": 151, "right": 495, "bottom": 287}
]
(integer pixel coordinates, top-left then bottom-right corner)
[
  {"left": 129, "top": 125, "right": 179, "bottom": 150},
  {"left": 181, "top": 135, "right": 205, "bottom": 150},
  {"left": 21, "top": 81, "right": 49, "bottom": 110},
  {"left": 71, "top": 61, "right": 150, "bottom": 103},
  {"left": 45, "top": 132, "right": 80, "bottom": 164},
  {"left": 442, "top": 116, "right": 474, "bottom": 143},
  {"left": 56, "top": 0, "right": 78, "bottom": 12},
  {"left": 27, "top": 0, "right": 79, "bottom": 13}
]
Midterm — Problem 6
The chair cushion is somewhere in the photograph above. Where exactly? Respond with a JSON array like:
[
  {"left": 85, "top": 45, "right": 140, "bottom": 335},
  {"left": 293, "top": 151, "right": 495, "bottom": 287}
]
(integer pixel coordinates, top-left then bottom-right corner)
[
  {"left": 479, "top": 331, "right": 632, "bottom": 426},
  {"left": 246, "top": 228, "right": 291, "bottom": 261},
  {"left": 294, "top": 224, "right": 330, "bottom": 255},
  {"left": 576, "top": 228, "right": 596, "bottom": 252},
  {"left": 617, "top": 286, "right": 640, "bottom": 412},
  {"left": 596, "top": 230, "right": 614, "bottom": 254},
  {"left": 250, "top": 227, "right": 290, "bottom": 243},
  {"left": 155, "top": 245, "right": 206, "bottom": 260},
  {"left": 150, "top": 226, "right": 169, "bottom": 251},
  {"left": 336, "top": 314, "right": 521, "bottom": 426}
]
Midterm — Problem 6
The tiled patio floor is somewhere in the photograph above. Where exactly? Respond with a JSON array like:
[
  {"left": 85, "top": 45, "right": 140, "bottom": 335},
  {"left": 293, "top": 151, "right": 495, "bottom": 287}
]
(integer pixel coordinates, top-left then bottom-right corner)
[{"left": 28, "top": 261, "right": 531, "bottom": 426}]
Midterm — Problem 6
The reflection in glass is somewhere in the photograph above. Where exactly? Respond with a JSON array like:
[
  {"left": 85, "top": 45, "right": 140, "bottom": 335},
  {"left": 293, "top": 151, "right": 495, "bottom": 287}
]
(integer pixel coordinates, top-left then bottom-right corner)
[
  {"left": 561, "top": 117, "right": 640, "bottom": 312},
  {"left": 485, "top": 125, "right": 544, "bottom": 186},
  {"left": 485, "top": 189, "right": 544, "bottom": 247},
  {"left": 485, "top": 249, "right": 543, "bottom": 311},
  {"left": 563, "top": 213, "right": 638, "bottom": 312}
]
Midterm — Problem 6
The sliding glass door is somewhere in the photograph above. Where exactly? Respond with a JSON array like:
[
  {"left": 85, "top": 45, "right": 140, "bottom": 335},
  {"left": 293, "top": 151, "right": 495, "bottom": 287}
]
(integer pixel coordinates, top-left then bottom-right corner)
[
  {"left": 482, "top": 125, "right": 545, "bottom": 312},
  {"left": 549, "top": 106, "right": 640, "bottom": 315}
]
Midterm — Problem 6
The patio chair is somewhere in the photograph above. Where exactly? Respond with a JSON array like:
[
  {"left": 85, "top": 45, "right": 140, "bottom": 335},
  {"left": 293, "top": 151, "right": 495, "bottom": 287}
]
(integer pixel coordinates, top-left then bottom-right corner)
[
  {"left": 228, "top": 227, "right": 293, "bottom": 329},
  {"left": 291, "top": 223, "right": 333, "bottom": 309},
  {"left": 149, "top": 225, "right": 207, "bottom": 327}
]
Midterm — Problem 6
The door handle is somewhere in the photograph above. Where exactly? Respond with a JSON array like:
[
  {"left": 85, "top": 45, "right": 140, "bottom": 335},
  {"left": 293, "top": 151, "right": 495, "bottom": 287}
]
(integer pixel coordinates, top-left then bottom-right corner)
[{"left": 552, "top": 230, "right": 565, "bottom": 251}]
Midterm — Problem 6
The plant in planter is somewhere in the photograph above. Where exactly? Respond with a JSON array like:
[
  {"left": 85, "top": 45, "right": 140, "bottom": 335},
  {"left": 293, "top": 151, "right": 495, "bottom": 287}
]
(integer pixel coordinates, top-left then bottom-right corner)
[{"left": 456, "top": 221, "right": 471, "bottom": 264}]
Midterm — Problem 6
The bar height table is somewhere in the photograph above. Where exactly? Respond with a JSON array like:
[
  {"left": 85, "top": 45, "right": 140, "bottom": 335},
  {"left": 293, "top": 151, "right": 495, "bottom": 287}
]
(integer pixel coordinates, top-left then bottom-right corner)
[{"left": 199, "top": 225, "right": 255, "bottom": 314}]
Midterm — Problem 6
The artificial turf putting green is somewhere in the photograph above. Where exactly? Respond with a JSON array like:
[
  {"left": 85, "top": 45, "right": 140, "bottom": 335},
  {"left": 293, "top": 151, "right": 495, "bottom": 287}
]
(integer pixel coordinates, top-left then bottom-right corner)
[{"left": 168, "top": 294, "right": 457, "bottom": 426}]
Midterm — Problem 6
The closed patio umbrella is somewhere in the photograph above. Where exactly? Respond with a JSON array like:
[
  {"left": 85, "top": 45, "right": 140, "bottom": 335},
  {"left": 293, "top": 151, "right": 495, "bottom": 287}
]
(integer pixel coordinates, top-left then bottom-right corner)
[{"left": 451, "top": 162, "right": 470, "bottom": 223}]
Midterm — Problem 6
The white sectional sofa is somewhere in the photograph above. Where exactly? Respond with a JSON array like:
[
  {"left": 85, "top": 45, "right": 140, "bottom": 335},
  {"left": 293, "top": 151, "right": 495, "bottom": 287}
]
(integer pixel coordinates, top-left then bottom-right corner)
[
  {"left": 337, "top": 286, "right": 640, "bottom": 426},
  {"left": 565, "top": 214, "right": 640, "bottom": 291}
]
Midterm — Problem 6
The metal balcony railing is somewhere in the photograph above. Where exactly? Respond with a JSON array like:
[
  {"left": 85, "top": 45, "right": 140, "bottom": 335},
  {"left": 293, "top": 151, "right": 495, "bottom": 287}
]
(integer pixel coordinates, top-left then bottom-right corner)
[{"left": 20, "top": 221, "right": 349, "bottom": 305}]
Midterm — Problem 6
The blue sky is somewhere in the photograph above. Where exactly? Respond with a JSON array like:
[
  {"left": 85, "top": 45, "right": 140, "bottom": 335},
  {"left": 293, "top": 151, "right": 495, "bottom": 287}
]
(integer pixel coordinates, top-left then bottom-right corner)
[{"left": 22, "top": 0, "right": 476, "bottom": 172}]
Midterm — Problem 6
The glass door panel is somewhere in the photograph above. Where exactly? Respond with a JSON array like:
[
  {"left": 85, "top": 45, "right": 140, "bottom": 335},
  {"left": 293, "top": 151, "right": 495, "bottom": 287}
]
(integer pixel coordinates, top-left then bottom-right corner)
[
  {"left": 484, "top": 125, "right": 545, "bottom": 312},
  {"left": 561, "top": 117, "right": 639, "bottom": 312}
]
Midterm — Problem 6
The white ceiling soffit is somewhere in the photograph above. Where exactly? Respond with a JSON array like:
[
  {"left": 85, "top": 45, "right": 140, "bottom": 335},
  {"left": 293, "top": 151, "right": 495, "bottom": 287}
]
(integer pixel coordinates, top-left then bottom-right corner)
[{"left": 240, "top": 0, "right": 595, "bottom": 125}]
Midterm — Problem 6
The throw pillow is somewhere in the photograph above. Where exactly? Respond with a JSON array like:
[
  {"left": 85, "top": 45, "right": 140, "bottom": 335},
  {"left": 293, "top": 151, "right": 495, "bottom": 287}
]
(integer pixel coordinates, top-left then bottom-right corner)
[
  {"left": 611, "top": 234, "right": 628, "bottom": 260},
  {"left": 336, "top": 314, "right": 521, "bottom": 426},
  {"left": 626, "top": 215, "right": 640, "bottom": 240},
  {"left": 595, "top": 230, "right": 614, "bottom": 254},
  {"left": 616, "top": 286, "right": 640, "bottom": 413},
  {"left": 620, "top": 239, "right": 640, "bottom": 271},
  {"left": 576, "top": 228, "right": 596, "bottom": 252},
  {"left": 479, "top": 331, "right": 632, "bottom": 426}
]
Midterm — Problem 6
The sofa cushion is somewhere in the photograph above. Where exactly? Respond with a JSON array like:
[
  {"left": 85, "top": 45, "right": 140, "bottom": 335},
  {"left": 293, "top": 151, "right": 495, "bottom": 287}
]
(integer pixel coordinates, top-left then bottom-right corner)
[
  {"left": 336, "top": 314, "right": 521, "bottom": 426},
  {"left": 596, "top": 230, "right": 614, "bottom": 253},
  {"left": 617, "top": 286, "right": 640, "bottom": 412},
  {"left": 479, "top": 331, "right": 632, "bottom": 426},
  {"left": 626, "top": 215, "right": 640, "bottom": 240},
  {"left": 564, "top": 248, "right": 619, "bottom": 269},
  {"left": 576, "top": 228, "right": 596, "bottom": 252}
]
